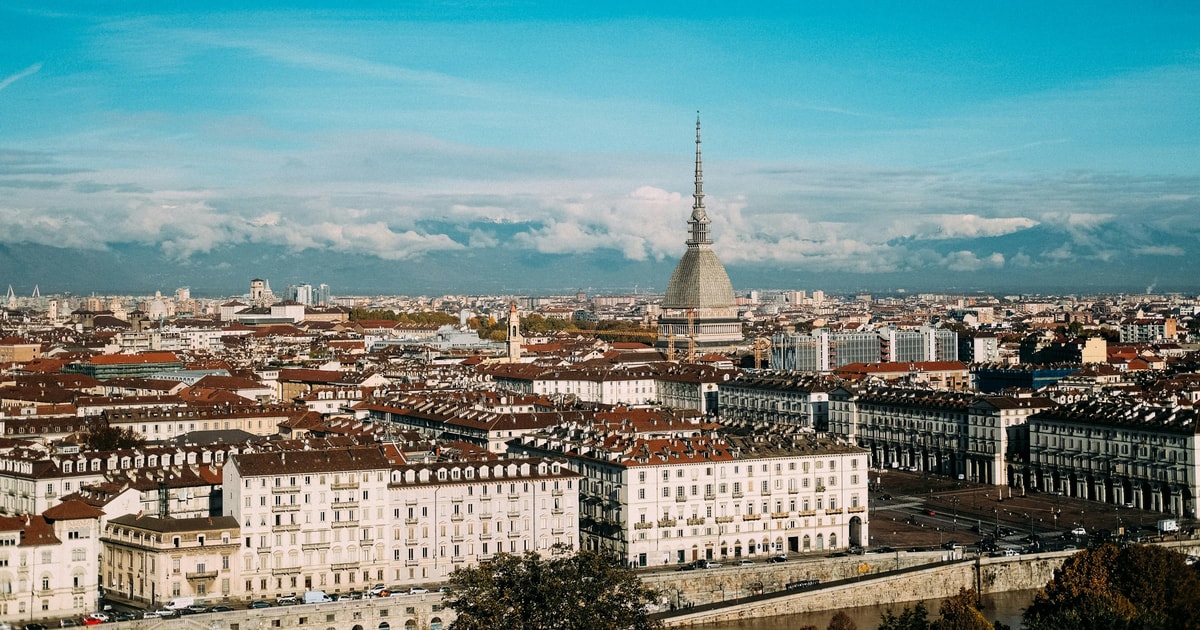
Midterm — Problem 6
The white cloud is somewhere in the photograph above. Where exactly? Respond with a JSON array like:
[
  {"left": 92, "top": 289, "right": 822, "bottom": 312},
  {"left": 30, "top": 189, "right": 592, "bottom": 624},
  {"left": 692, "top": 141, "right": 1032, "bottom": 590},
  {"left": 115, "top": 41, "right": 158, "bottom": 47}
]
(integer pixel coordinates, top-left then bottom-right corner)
[{"left": 0, "top": 63, "right": 41, "bottom": 92}]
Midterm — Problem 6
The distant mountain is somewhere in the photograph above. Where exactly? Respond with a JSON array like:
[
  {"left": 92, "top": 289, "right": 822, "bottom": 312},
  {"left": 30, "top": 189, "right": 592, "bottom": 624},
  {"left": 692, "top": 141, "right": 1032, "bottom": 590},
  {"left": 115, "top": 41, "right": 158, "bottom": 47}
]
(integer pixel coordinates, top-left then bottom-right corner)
[{"left": 0, "top": 238, "right": 1193, "bottom": 298}]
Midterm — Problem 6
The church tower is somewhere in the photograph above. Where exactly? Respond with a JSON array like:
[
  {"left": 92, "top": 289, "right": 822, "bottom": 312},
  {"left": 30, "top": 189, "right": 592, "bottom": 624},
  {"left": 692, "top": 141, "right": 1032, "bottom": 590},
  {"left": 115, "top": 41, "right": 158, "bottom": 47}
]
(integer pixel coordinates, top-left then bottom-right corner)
[
  {"left": 506, "top": 303, "right": 524, "bottom": 362},
  {"left": 656, "top": 117, "right": 743, "bottom": 354}
]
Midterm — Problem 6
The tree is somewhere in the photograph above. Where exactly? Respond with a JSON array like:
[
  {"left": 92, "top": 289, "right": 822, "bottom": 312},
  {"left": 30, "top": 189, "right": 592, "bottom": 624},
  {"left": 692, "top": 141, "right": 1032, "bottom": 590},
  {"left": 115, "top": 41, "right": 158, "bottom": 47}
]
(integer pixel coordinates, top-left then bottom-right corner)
[
  {"left": 445, "top": 547, "right": 662, "bottom": 630},
  {"left": 828, "top": 610, "right": 857, "bottom": 630},
  {"left": 78, "top": 417, "right": 146, "bottom": 451},
  {"left": 933, "top": 589, "right": 991, "bottom": 630},
  {"left": 1022, "top": 544, "right": 1200, "bottom": 630},
  {"left": 878, "top": 601, "right": 930, "bottom": 630}
]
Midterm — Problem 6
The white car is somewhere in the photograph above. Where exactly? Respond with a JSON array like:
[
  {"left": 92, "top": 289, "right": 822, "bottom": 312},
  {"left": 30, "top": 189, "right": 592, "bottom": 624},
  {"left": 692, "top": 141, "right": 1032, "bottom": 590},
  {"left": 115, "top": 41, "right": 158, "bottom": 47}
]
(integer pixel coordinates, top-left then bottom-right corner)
[
  {"left": 1070, "top": 527, "right": 1087, "bottom": 536},
  {"left": 408, "top": 586, "right": 429, "bottom": 595}
]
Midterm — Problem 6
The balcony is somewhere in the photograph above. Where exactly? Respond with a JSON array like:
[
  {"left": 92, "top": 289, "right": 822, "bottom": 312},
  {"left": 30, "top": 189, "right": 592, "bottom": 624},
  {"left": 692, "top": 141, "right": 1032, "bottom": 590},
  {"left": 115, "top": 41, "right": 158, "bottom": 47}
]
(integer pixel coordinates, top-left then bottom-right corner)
[
  {"left": 848, "top": 506, "right": 866, "bottom": 513},
  {"left": 731, "top": 491, "right": 744, "bottom": 499},
  {"left": 656, "top": 519, "right": 676, "bottom": 528},
  {"left": 330, "top": 562, "right": 357, "bottom": 571},
  {"left": 404, "top": 559, "right": 421, "bottom": 567},
  {"left": 272, "top": 524, "right": 300, "bottom": 532},
  {"left": 551, "top": 489, "right": 564, "bottom": 496},
  {"left": 507, "top": 511, "right": 521, "bottom": 519},
  {"left": 451, "top": 535, "right": 464, "bottom": 543},
  {"left": 770, "top": 512, "right": 790, "bottom": 519},
  {"left": 715, "top": 516, "right": 734, "bottom": 524},
  {"left": 506, "top": 531, "right": 522, "bottom": 539},
  {"left": 272, "top": 485, "right": 300, "bottom": 494},
  {"left": 405, "top": 539, "right": 419, "bottom": 546},
  {"left": 551, "top": 508, "right": 563, "bottom": 515},
  {"left": 742, "top": 514, "right": 761, "bottom": 521},
  {"left": 824, "top": 508, "right": 843, "bottom": 515},
  {"left": 633, "top": 522, "right": 653, "bottom": 530},
  {"left": 405, "top": 518, "right": 418, "bottom": 525},
  {"left": 271, "top": 567, "right": 301, "bottom": 576},
  {"left": 450, "top": 513, "right": 464, "bottom": 522},
  {"left": 787, "top": 488, "right": 799, "bottom": 494},
  {"left": 331, "top": 520, "right": 359, "bottom": 529},
  {"left": 551, "top": 528, "right": 565, "bottom": 535},
  {"left": 479, "top": 513, "right": 493, "bottom": 520},
  {"left": 331, "top": 481, "right": 360, "bottom": 491},
  {"left": 507, "top": 493, "right": 521, "bottom": 501},
  {"left": 185, "top": 570, "right": 218, "bottom": 580},
  {"left": 301, "top": 542, "right": 330, "bottom": 551},
  {"left": 332, "top": 499, "right": 359, "bottom": 509},
  {"left": 674, "top": 495, "right": 687, "bottom": 503},
  {"left": 271, "top": 504, "right": 300, "bottom": 513},
  {"left": 478, "top": 532, "right": 492, "bottom": 540},
  {"left": 796, "top": 510, "right": 816, "bottom": 517}
]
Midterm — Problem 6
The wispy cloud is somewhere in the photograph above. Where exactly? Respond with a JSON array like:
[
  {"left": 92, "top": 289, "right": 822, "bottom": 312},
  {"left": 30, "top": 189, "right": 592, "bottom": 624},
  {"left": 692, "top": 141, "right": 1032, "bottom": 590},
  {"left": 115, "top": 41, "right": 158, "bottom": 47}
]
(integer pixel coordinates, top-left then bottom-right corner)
[{"left": 0, "top": 63, "right": 42, "bottom": 92}]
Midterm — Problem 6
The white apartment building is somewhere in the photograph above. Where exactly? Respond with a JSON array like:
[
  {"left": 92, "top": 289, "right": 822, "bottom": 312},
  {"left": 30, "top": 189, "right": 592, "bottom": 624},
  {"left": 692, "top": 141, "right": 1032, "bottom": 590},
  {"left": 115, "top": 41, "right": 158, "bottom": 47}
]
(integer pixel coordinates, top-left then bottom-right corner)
[
  {"left": 224, "top": 447, "right": 580, "bottom": 600},
  {"left": 511, "top": 423, "right": 869, "bottom": 568},
  {"left": 0, "top": 501, "right": 104, "bottom": 627}
]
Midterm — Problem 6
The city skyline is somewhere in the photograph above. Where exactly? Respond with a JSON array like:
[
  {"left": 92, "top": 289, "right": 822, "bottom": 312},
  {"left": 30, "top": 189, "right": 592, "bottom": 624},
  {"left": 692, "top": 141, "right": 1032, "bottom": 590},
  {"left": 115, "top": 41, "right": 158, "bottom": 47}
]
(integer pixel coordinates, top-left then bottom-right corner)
[{"left": 2, "top": 3, "right": 1199, "bottom": 296}]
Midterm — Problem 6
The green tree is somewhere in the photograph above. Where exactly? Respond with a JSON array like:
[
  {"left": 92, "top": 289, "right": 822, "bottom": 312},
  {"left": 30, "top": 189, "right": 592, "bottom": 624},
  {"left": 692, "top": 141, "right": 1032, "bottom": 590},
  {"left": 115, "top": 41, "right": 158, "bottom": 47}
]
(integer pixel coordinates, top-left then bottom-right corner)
[{"left": 446, "top": 547, "right": 662, "bottom": 630}]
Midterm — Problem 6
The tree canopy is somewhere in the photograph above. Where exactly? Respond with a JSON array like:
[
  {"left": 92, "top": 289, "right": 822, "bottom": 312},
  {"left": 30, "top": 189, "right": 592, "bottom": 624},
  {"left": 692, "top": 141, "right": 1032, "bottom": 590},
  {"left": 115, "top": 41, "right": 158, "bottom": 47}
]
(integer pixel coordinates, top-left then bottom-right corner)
[
  {"left": 877, "top": 590, "right": 996, "bottom": 630},
  {"left": 1023, "top": 544, "right": 1200, "bottom": 630},
  {"left": 78, "top": 418, "right": 146, "bottom": 451},
  {"left": 445, "top": 547, "right": 662, "bottom": 630}
]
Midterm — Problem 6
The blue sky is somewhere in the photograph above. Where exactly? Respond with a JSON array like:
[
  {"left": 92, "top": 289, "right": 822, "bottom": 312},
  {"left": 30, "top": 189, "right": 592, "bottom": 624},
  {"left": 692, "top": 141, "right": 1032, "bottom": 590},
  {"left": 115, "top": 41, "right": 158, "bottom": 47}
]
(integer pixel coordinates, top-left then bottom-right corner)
[{"left": 1, "top": 2, "right": 1198, "bottom": 296}]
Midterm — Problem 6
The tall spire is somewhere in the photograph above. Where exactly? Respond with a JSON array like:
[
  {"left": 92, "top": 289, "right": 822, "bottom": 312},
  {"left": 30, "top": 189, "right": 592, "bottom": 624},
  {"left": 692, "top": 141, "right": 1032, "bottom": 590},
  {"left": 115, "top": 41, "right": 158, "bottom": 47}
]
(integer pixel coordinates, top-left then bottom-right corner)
[{"left": 688, "top": 113, "right": 712, "bottom": 247}]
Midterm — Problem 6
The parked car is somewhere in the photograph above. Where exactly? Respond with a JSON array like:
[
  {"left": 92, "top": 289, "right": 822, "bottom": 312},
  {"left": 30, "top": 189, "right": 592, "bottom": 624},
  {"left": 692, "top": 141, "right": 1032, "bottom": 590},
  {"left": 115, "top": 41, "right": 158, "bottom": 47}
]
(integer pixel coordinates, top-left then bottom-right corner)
[
  {"left": 208, "top": 606, "right": 234, "bottom": 613},
  {"left": 248, "top": 601, "right": 272, "bottom": 609},
  {"left": 408, "top": 586, "right": 429, "bottom": 595},
  {"left": 1070, "top": 527, "right": 1087, "bottom": 536},
  {"left": 675, "top": 563, "right": 696, "bottom": 571},
  {"left": 702, "top": 561, "right": 722, "bottom": 569},
  {"left": 154, "top": 608, "right": 179, "bottom": 618},
  {"left": 766, "top": 554, "right": 788, "bottom": 563},
  {"left": 275, "top": 594, "right": 298, "bottom": 605},
  {"left": 368, "top": 584, "right": 387, "bottom": 597},
  {"left": 737, "top": 559, "right": 754, "bottom": 566}
]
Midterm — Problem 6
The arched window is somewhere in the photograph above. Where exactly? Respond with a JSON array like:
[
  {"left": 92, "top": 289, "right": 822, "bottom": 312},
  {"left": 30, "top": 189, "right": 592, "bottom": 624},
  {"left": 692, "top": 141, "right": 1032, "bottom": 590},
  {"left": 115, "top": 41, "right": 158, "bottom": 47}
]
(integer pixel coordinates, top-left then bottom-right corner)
[{"left": 430, "top": 619, "right": 443, "bottom": 630}]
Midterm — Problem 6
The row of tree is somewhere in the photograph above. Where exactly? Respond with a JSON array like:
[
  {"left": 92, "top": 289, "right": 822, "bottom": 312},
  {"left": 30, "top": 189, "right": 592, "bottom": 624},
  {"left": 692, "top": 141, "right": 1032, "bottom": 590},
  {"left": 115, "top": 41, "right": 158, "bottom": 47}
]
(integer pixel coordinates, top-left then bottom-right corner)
[{"left": 443, "top": 544, "right": 1200, "bottom": 630}]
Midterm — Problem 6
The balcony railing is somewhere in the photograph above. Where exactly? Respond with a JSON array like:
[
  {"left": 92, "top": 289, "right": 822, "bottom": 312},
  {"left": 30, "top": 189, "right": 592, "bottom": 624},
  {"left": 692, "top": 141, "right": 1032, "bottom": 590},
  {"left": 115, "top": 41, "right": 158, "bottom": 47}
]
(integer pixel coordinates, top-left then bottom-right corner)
[
  {"left": 331, "top": 520, "right": 359, "bottom": 529},
  {"left": 272, "top": 485, "right": 300, "bottom": 494},
  {"left": 633, "top": 522, "right": 653, "bottom": 530},
  {"left": 686, "top": 517, "right": 706, "bottom": 526},
  {"left": 657, "top": 519, "right": 677, "bottom": 528},
  {"left": 331, "top": 481, "right": 359, "bottom": 491},
  {"left": 742, "top": 514, "right": 761, "bottom": 521},
  {"left": 848, "top": 506, "right": 866, "bottom": 513},
  {"left": 271, "top": 504, "right": 300, "bottom": 513},
  {"left": 185, "top": 570, "right": 218, "bottom": 580}
]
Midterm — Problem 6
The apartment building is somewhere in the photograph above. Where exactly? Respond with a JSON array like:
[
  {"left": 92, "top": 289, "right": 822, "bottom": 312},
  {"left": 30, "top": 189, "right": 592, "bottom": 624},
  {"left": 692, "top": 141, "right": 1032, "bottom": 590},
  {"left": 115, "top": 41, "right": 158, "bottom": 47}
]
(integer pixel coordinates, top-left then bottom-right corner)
[
  {"left": 224, "top": 447, "right": 579, "bottom": 599},
  {"left": 0, "top": 500, "right": 104, "bottom": 627},
  {"left": 828, "top": 385, "right": 1055, "bottom": 485},
  {"left": 510, "top": 422, "right": 869, "bottom": 568},
  {"left": 718, "top": 372, "right": 839, "bottom": 429},
  {"left": 1023, "top": 399, "right": 1199, "bottom": 517},
  {"left": 101, "top": 514, "right": 240, "bottom": 607}
]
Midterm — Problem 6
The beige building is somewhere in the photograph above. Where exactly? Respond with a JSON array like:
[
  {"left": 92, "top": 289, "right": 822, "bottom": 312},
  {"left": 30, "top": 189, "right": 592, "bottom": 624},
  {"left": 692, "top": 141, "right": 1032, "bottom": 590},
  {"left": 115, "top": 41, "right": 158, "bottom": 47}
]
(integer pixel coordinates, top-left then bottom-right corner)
[{"left": 101, "top": 514, "right": 240, "bottom": 607}]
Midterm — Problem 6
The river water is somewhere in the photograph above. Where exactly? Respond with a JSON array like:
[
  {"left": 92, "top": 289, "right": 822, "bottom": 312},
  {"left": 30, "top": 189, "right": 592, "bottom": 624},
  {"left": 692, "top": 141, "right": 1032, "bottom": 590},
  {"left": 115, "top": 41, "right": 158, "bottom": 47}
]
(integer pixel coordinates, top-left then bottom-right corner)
[{"left": 693, "top": 588, "right": 1037, "bottom": 629}]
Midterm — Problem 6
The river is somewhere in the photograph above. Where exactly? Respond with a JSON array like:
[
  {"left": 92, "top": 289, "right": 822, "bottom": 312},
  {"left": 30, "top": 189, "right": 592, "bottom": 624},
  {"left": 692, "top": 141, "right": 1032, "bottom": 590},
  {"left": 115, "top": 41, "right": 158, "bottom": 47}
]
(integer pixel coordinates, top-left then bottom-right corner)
[{"left": 693, "top": 588, "right": 1037, "bottom": 629}]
